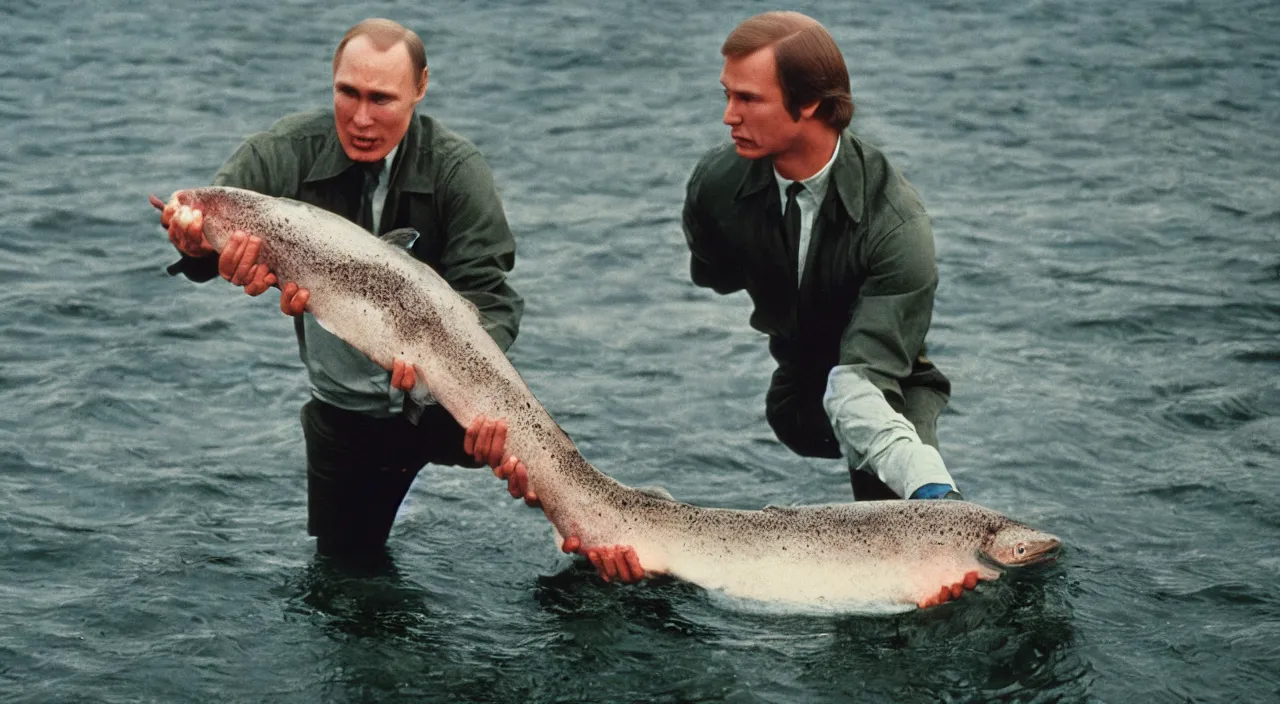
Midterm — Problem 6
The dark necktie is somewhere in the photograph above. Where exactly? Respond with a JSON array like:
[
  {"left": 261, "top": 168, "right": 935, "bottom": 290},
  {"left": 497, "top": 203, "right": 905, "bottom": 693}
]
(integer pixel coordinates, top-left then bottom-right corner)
[
  {"left": 356, "top": 158, "right": 385, "bottom": 232},
  {"left": 782, "top": 181, "right": 804, "bottom": 279}
]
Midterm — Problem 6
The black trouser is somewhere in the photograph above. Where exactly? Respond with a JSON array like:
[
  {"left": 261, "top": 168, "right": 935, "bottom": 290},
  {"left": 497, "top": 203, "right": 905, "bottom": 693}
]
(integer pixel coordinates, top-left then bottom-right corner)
[
  {"left": 764, "top": 368, "right": 947, "bottom": 500},
  {"left": 301, "top": 398, "right": 479, "bottom": 558}
]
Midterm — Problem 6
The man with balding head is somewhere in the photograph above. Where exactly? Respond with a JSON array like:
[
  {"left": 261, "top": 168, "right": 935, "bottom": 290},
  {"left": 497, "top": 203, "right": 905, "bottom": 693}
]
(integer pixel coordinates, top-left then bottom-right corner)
[{"left": 161, "top": 19, "right": 523, "bottom": 561}]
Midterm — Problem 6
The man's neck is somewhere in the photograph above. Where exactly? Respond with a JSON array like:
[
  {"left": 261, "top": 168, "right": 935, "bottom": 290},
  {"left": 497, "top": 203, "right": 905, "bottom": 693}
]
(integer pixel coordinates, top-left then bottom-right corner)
[{"left": 772, "top": 128, "right": 840, "bottom": 182}]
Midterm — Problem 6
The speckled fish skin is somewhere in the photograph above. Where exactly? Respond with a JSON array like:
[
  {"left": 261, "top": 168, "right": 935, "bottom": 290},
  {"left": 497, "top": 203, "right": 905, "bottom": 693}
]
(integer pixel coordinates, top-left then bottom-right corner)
[{"left": 173, "top": 186, "right": 1061, "bottom": 612}]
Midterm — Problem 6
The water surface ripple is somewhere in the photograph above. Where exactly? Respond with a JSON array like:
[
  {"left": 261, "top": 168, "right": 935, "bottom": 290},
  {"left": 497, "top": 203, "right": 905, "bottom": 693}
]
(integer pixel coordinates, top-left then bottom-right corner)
[{"left": 1, "top": 1, "right": 1278, "bottom": 702}]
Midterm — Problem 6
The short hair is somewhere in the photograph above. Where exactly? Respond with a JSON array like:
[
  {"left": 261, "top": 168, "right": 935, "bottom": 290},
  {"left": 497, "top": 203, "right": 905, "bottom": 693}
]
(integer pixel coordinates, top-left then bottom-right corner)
[
  {"left": 721, "top": 12, "right": 854, "bottom": 130},
  {"left": 333, "top": 18, "right": 427, "bottom": 87}
]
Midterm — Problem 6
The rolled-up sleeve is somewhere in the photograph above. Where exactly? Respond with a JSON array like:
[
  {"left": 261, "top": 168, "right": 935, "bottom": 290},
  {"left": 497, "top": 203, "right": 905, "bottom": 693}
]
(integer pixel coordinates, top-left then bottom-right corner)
[{"left": 823, "top": 215, "right": 952, "bottom": 497}]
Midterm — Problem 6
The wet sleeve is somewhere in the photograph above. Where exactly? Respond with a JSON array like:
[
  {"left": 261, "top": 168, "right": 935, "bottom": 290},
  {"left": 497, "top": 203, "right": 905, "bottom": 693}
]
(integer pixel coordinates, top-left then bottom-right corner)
[
  {"left": 436, "top": 153, "right": 524, "bottom": 352},
  {"left": 166, "top": 141, "right": 275, "bottom": 283},
  {"left": 682, "top": 166, "right": 746, "bottom": 295}
]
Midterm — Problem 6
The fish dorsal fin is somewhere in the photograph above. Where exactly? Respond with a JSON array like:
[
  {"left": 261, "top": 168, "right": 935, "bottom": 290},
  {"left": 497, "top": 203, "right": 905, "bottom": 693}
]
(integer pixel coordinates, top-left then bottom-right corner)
[
  {"left": 635, "top": 484, "right": 676, "bottom": 502},
  {"left": 380, "top": 227, "right": 420, "bottom": 250}
]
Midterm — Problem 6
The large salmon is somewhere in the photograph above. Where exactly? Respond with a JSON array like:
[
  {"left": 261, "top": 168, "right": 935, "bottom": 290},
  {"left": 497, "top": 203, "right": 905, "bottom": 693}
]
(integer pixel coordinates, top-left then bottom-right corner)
[{"left": 160, "top": 186, "right": 1061, "bottom": 613}]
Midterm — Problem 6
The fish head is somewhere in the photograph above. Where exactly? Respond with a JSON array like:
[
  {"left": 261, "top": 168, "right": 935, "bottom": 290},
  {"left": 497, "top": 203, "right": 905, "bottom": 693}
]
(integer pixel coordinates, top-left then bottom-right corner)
[{"left": 979, "top": 521, "right": 1061, "bottom": 568}]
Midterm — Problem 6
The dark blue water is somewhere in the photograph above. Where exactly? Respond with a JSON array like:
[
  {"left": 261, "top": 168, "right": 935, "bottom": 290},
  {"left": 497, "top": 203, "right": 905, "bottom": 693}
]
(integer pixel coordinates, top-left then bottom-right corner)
[{"left": 2, "top": 0, "right": 1278, "bottom": 701}]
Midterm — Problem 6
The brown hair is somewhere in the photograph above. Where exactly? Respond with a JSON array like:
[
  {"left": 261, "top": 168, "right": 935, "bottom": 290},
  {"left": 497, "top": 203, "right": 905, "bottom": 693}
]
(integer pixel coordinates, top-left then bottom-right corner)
[
  {"left": 721, "top": 11, "right": 853, "bottom": 130},
  {"left": 333, "top": 18, "right": 427, "bottom": 87}
]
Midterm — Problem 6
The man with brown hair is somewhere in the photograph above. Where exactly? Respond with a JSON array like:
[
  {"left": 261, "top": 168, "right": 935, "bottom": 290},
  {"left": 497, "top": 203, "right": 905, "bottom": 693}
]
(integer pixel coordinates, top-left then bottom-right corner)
[
  {"left": 685, "top": 10, "right": 960, "bottom": 503},
  {"left": 466, "top": 11, "right": 960, "bottom": 583},
  {"left": 161, "top": 18, "right": 523, "bottom": 561}
]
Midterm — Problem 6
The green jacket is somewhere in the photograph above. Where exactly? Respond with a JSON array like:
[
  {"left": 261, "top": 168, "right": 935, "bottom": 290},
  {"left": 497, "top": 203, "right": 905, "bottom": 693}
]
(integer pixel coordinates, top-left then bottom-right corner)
[
  {"left": 682, "top": 131, "right": 949, "bottom": 412},
  {"left": 171, "top": 108, "right": 523, "bottom": 352}
]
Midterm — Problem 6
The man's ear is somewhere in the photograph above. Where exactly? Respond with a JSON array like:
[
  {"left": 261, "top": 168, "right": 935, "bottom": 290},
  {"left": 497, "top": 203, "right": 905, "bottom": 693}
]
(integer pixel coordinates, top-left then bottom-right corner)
[
  {"left": 416, "top": 67, "right": 429, "bottom": 102},
  {"left": 798, "top": 100, "right": 821, "bottom": 120}
]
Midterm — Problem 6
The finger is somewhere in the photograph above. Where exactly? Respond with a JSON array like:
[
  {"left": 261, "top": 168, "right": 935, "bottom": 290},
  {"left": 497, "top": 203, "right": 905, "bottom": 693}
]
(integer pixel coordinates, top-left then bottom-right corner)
[
  {"left": 219, "top": 232, "right": 246, "bottom": 280},
  {"left": 474, "top": 420, "right": 496, "bottom": 465},
  {"left": 963, "top": 571, "right": 979, "bottom": 590},
  {"left": 507, "top": 472, "right": 523, "bottom": 499},
  {"left": 514, "top": 463, "right": 531, "bottom": 498},
  {"left": 243, "top": 264, "right": 270, "bottom": 296},
  {"left": 622, "top": 548, "right": 644, "bottom": 583},
  {"left": 561, "top": 536, "right": 581, "bottom": 554},
  {"left": 167, "top": 214, "right": 184, "bottom": 248},
  {"left": 614, "top": 552, "right": 633, "bottom": 584},
  {"left": 464, "top": 415, "right": 483, "bottom": 457},
  {"left": 487, "top": 420, "right": 508, "bottom": 468},
  {"left": 523, "top": 489, "right": 540, "bottom": 508},
  {"left": 283, "top": 287, "right": 309, "bottom": 316},
  {"left": 232, "top": 236, "right": 262, "bottom": 285},
  {"left": 950, "top": 582, "right": 963, "bottom": 600},
  {"left": 937, "top": 586, "right": 950, "bottom": 604},
  {"left": 394, "top": 361, "right": 407, "bottom": 391},
  {"left": 600, "top": 549, "right": 620, "bottom": 582},
  {"left": 586, "top": 550, "right": 609, "bottom": 583},
  {"left": 279, "top": 282, "right": 296, "bottom": 315},
  {"left": 493, "top": 455, "right": 514, "bottom": 480}
]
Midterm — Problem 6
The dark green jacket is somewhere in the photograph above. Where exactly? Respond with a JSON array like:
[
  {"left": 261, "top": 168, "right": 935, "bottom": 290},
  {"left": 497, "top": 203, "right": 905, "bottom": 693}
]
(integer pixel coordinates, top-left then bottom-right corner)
[
  {"left": 682, "top": 131, "right": 949, "bottom": 412},
  {"left": 171, "top": 108, "right": 523, "bottom": 352}
]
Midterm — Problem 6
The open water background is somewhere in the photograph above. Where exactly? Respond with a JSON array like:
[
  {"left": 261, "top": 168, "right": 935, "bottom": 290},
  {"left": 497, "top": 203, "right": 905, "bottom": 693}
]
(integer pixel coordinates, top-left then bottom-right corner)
[{"left": 2, "top": 0, "right": 1278, "bottom": 701}]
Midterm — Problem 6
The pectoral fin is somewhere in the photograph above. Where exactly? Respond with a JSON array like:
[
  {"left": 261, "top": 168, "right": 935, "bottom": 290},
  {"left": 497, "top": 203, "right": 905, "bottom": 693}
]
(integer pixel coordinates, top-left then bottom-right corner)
[
  {"left": 379, "top": 228, "right": 420, "bottom": 250},
  {"left": 401, "top": 363, "right": 437, "bottom": 426}
]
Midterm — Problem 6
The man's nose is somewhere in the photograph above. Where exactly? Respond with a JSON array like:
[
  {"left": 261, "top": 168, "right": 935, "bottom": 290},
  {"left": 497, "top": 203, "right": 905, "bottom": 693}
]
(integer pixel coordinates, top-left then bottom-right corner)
[
  {"left": 354, "top": 102, "right": 375, "bottom": 126},
  {"left": 723, "top": 101, "right": 741, "bottom": 126}
]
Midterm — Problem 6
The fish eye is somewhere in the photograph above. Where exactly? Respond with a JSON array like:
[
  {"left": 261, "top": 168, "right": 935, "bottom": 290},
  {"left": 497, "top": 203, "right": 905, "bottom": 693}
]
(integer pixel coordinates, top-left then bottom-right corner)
[{"left": 1016, "top": 543, "right": 1027, "bottom": 556}]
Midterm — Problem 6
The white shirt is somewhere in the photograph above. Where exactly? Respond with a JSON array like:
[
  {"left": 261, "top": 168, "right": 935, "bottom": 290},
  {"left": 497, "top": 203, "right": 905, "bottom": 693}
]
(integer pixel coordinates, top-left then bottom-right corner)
[{"left": 773, "top": 139, "right": 839, "bottom": 285}]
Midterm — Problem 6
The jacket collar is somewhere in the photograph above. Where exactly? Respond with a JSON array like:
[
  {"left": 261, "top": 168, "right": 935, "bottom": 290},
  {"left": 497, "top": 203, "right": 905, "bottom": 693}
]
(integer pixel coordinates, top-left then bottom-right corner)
[
  {"left": 303, "top": 112, "right": 435, "bottom": 194},
  {"left": 732, "top": 131, "right": 865, "bottom": 224}
]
